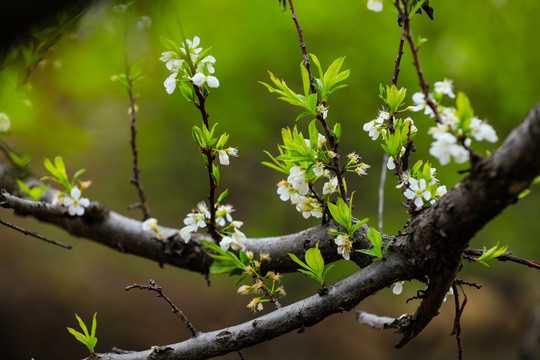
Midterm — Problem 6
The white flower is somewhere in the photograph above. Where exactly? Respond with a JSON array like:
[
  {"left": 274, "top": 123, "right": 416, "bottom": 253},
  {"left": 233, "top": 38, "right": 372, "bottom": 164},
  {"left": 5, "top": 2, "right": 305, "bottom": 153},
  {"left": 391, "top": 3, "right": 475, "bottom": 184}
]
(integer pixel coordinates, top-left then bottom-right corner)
[
  {"left": 392, "top": 281, "right": 404, "bottom": 295},
  {"left": 287, "top": 166, "right": 309, "bottom": 196},
  {"left": 396, "top": 170, "right": 412, "bottom": 188},
  {"left": 197, "top": 201, "right": 211, "bottom": 219},
  {"left": 0, "top": 112, "right": 11, "bottom": 132},
  {"left": 63, "top": 187, "right": 90, "bottom": 216},
  {"left": 166, "top": 59, "right": 184, "bottom": 72},
  {"left": 403, "top": 178, "right": 431, "bottom": 208},
  {"left": 434, "top": 79, "right": 455, "bottom": 98},
  {"left": 316, "top": 133, "right": 327, "bottom": 149},
  {"left": 179, "top": 224, "right": 197, "bottom": 243},
  {"left": 387, "top": 156, "right": 396, "bottom": 170},
  {"left": 429, "top": 132, "right": 468, "bottom": 165},
  {"left": 220, "top": 229, "right": 247, "bottom": 252},
  {"left": 181, "top": 36, "right": 202, "bottom": 56},
  {"left": 295, "top": 197, "right": 322, "bottom": 219},
  {"left": 190, "top": 73, "right": 206, "bottom": 86},
  {"left": 470, "top": 117, "right": 498, "bottom": 143},
  {"left": 164, "top": 73, "right": 178, "bottom": 94},
  {"left": 313, "top": 162, "right": 324, "bottom": 177},
  {"left": 322, "top": 176, "right": 338, "bottom": 195},
  {"left": 363, "top": 111, "right": 388, "bottom": 140},
  {"left": 184, "top": 212, "right": 206, "bottom": 229},
  {"left": 335, "top": 234, "right": 352, "bottom": 260},
  {"left": 216, "top": 204, "right": 234, "bottom": 226},
  {"left": 276, "top": 180, "right": 295, "bottom": 201},
  {"left": 136, "top": 15, "right": 152, "bottom": 30},
  {"left": 404, "top": 117, "right": 417, "bottom": 134},
  {"left": 230, "top": 220, "right": 243, "bottom": 229},
  {"left": 436, "top": 185, "right": 447, "bottom": 198},
  {"left": 354, "top": 163, "right": 370, "bottom": 176},
  {"left": 367, "top": 0, "right": 383, "bottom": 12},
  {"left": 142, "top": 218, "right": 158, "bottom": 232},
  {"left": 206, "top": 75, "right": 220, "bottom": 88},
  {"left": 160, "top": 51, "right": 175, "bottom": 63},
  {"left": 218, "top": 150, "right": 230, "bottom": 165},
  {"left": 409, "top": 93, "right": 435, "bottom": 117}
]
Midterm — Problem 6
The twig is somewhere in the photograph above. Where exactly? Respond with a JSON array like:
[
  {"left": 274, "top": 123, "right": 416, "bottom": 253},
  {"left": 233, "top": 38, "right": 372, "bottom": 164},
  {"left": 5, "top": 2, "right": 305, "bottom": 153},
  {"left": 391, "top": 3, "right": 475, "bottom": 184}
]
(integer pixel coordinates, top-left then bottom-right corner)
[
  {"left": 126, "top": 279, "right": 199, "bottom": 337},
  {"left": 396, "top": 0, "right": 443, "bottom": 125},
  {"left": 356, "top": 310, "right": 397, "bottom": 330},
  {"left": 286, "top": 0, "right": 347, "bottom": 203},
  {"left": 451, "top": 282, "right": 466, "bottom": 360},
  {"left": 126, "top": 72, "right": 151, "bottom": 221},
  {"left": 464, "top": 248, "right": 540, "bottom": 270},
  {"left": 0, "top": 217, "right": 72, "bottom": 249},
  {"left": 378, "top": 153, "right": 388, "bottom": 233}
]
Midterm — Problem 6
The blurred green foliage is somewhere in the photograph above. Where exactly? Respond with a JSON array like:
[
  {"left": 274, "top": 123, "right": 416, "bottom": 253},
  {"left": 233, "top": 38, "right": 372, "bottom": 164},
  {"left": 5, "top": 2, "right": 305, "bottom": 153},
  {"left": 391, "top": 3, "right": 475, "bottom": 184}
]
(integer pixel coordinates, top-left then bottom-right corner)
[{"left": 0, "top": 1, "right": 539, "bottom": 359}]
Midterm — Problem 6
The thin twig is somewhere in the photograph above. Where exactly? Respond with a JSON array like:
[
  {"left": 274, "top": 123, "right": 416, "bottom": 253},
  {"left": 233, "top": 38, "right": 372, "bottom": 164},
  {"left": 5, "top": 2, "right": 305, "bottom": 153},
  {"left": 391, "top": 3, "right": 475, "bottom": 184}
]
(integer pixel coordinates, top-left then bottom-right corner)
[
  {"left": 286, "top": 0, "right": 347, "bottom": 203},
  {"left": 378, "top": 153, "right": 388, "bottom": 233},
  {"left": 126, "top": 279, "right": 199, "bottom": 337},
  {"left": 0, "top": 217, "right": 72, "bottom": 249},
  {"left": 451, "top": 283, "right": 464, "bottom": 360},
  {"left": 464, "top": 248, "right": 540, "bottom": 270},
  {"left": 126, "top": 73, "right": 151, "bottom": 221}
]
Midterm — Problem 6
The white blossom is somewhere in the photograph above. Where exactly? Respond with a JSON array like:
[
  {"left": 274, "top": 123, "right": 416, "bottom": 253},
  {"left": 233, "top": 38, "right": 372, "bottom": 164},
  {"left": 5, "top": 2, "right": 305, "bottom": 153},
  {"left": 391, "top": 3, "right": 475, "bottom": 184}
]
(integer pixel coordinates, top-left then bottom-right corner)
[
  {"left": 0, "top": 112, "right": 11, "bottom": 132},
  {"left": 429, "top": 132, "right": 468, "bottom": 165},
  {"left": 322, "top": 176, "right": 338, "bottom": 195},
  {"left": 363, "top": 110, "right": 388, "bottom": 140},
  {"left": 220, "top": 229, "right": 247, "bottom": 252},
  {"left": 470, "top": 117, "right": 498, "bottom": 143},
  {"left": 63, "top": 187, "right": 90, "bottom": 216},
  {"left": 434, "top": 79, "right": 455, "bottom": 98},
  {"left": 277, "top": 180, "right": 295, "bottom": 201},
  {"left": 190, "top": 72, "right": 206, "bottom": 86},
  {"left": 164, "top": 73, "right": 178, "bottom": 94},
  {"left": 313, "top": 162, "right": 324, "bottom": 177},
  {"left": 142, "top": 218, "right": 158, "bottom": 232},
  {"left": 367, "top": 0, "right": 383, "bottom": 12},
  {"left": 392, "top": 281, "right": 404, "bottom": 295},
  {"left": 335, "top": 234, "right": 352, "bottom": 260},
  {"left": 403, "top": 178, "right": 431, "bottom": 208},
  {"left": 216, "top": 204, "right": 235, "bottom": 226},
  {"left": 136, "top": 15, "right": 152, "bottom": 30},
  {"left": 206, "top": 75, "right": 220, "bottom": 88},
  {"left": 287, "top": 166, "right": 309, "bottom": 196}
]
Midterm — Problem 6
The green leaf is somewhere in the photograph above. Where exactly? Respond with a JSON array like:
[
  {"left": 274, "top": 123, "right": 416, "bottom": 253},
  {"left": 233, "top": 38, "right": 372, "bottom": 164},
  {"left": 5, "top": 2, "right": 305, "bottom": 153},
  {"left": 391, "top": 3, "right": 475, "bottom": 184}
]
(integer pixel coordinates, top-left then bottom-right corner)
[
  {"left": 9, "top": 152, "right": 31, "bottom": 167},
  {"left": 216, "top": 133, "right": 229, "bottom": 149},
  {"left": 288, "top": 253, "right": 313, "bottom": 272},
  {"left": 217, "top": 189, "right": 229, "bottom": 204},
  {"left": 304, "top": 244, "right": 324, "bottom": 276},
  {"left": 300, "top": 63, "right": 311, "bottom": 96},
  {"left": 75, "top": 313, "right": 90, "bottom": 338},
  {"left": 295, "top": 111, "right": 311, "bottom": 122},
  {"left": 129, "top": 57, "right": 147, "bottom": 81},
  {"left": 309, "top": 53, "right": 324, "bottom": 80},
  {"left": 90, "top": 312, "right": 97, "bottom": 338},
  {"left": 67, "top": 327, "right": 88, "bottom": 345},
  {"left": 179, "top": 80, "right": 196, "bottom": 103},
  {"left": 308, "top": 119, "right": 318, "bottom": 149},
  {"left": 456, "top": 92, "right": 474, "bottom": 130},
  {"left": 160, "top": 35, "right": 180, "bottom": 52}
]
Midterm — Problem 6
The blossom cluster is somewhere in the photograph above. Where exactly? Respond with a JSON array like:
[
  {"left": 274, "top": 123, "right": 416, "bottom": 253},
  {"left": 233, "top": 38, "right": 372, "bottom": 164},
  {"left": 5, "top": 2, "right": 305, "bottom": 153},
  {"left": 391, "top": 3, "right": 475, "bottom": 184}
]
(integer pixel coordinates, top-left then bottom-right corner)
[
  {"left": 237, "top": 252, "right": 285, "bottom": 313},
  {"left": 52, "top": 187, "right": 90, "bottom": 216},
  {"left": 178, "top": 201, "right": 246, "bottom": 252},
  {"left": 409, "top": 79, "right": 498, "bottom": 165},
  {"left": 277, "top": 166, "right": 323, "bottom": 219},
  {"left": 160, "top": 36, "right": 219, "bottom": 95},
  {"left": 398, "top": 161, "right": 447, "bottom": 210}
]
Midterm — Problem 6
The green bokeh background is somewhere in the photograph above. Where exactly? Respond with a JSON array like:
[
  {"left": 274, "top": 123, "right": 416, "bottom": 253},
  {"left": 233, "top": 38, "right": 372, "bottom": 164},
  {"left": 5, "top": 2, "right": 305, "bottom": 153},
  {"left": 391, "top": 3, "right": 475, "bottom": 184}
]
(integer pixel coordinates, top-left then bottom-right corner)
[{"left": 0, "top": 1, "right": 539, "bottom": 359}]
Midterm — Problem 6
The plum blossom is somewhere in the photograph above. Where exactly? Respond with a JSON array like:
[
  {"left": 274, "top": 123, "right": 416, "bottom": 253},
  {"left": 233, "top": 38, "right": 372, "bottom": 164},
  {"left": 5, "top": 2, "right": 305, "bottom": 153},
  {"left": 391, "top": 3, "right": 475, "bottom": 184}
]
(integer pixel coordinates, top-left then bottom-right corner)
[
  {"left": 0, "top": 112, "right": 10, "bottom": 132},
  {"left": 220, "top": 228, "right": 247, "bottom": 252},
  {"left": 335, "top": 234, "right": 352, "bottom": 260},
  {"left": 142, "top": 218, "right": 163, "bottom": 240},
  {"left": 367, "top": 0, "right": 383, "bottom": 12},
  {"left": 206, "top": 75, "right": 220, "bottom": 88},
  {"left": 392, "top": 281, "right": 404, "bottom": 295},
  {"left": 322, "top": 176, "right": 338, "bottom": 195},
  {"left": 276, "top": 180, "right": 296, "bottom": 201},
  {"left": 363, "top": 110, "right": 388, "bottom": 140},
  {"left": 429, "top": 132, "right": 469, "bottom": 165},
  {"left": 313, "top": 162, "right": 324, "bottom": 177},
  {"left": 164, "top": 73, "right": 178, "bottom": 94},
  {"left": 216, "top": 204, "right": 235, "bottom": 226},
  {"left": 63, "top": 187, "right": 90, "bottom": 216},
  {"left": 434, "top": 79, "right": 455, "bottom": 98},
  {"left": 403, "top": 178, "right": 431, "bottom": 208},
  {"left": 469, "top": 117, "right": 498, "bottom": 143},
  {"left": 295, "top": 196, "right": 323, "bottom": 219},
  {"left": 287, "top": 166, "right": 309, "bottom": 196}
]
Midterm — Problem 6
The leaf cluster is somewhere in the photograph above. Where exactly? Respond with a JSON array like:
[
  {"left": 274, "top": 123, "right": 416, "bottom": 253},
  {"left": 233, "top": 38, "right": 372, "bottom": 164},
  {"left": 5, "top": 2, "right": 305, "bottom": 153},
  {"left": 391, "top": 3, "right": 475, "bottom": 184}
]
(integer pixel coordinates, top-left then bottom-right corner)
[
  {"left": 41, "top": 156, "right": 85, "bottom": 192},
  {"left": 476, "top": 242, "right": 508, "bottom": 267},
  {"left": 66, "top": 313, "right": 98, "bottom": 355},
  {"left": 289, "top": 243, "right": 334, "bottom": 286},
  {"left": 356, "top": 227, "right": 393, "bottom": 262}
]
